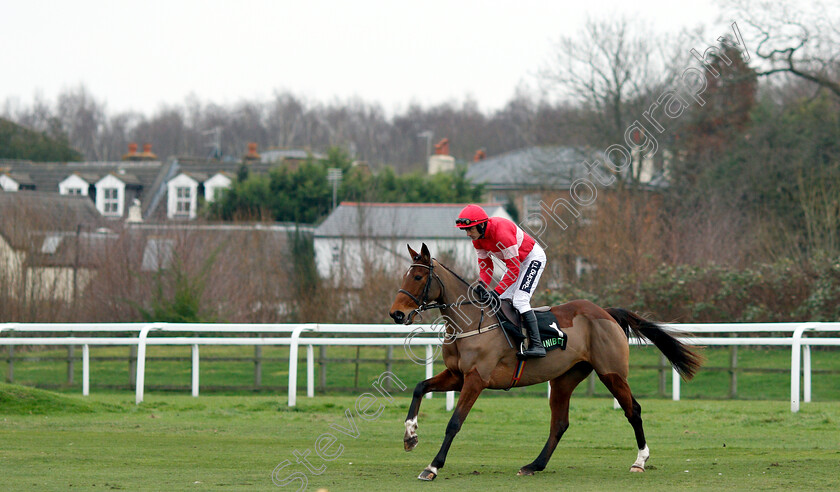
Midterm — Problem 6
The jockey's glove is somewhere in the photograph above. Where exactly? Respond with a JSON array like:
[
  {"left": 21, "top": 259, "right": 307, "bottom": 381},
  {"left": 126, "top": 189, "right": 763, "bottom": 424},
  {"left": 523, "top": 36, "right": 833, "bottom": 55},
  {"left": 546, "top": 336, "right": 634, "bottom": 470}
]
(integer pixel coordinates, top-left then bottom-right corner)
[{"left": 474, "top": 283, "right": 500, "bottom": 307}]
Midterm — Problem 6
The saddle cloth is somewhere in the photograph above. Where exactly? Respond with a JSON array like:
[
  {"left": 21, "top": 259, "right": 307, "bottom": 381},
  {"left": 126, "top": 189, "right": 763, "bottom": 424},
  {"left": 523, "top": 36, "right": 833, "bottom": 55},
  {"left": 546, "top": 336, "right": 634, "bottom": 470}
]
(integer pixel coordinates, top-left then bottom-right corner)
[{"left": 496, "top": 299, "right": 567, "bottom": 352}]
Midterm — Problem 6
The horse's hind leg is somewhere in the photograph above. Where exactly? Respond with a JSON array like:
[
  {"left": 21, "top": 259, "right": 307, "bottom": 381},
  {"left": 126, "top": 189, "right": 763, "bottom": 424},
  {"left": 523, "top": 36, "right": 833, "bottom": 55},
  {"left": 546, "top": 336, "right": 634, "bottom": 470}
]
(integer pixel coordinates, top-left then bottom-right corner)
[
  {"left": 404, "top": 369, "right": 463, "bottom": 451},
  {"left": 519, "top": 362, "right": 592, "bottom": 476},
  {"left": 598, "top": 373, "right": 649, "bottom": 472}
]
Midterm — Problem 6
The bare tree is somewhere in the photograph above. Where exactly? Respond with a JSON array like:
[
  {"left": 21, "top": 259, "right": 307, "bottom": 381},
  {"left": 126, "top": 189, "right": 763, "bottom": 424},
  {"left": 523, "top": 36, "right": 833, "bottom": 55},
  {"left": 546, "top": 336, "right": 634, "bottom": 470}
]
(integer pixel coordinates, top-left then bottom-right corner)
[
  {"left": 541, "top": 17, "right": 686, "bottom": 183},
  {"left": 98, "top": 112, "right": 141, "bottom": 160},
  {"left": 55, "top": 85, "right": 107, "bottom": 160},
  {"left": 730, "top": 0, "right": 840, "bottom": 98}
]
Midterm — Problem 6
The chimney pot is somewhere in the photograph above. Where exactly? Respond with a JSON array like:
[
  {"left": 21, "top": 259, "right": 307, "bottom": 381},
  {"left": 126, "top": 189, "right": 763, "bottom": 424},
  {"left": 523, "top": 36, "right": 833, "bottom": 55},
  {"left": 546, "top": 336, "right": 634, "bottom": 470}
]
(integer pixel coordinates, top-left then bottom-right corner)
[
  {"left": 244, "top": 142, "right": 261, "bottom": 161},
  {"left": 434, "top": 138, "right": 450, "bottom": 156}
]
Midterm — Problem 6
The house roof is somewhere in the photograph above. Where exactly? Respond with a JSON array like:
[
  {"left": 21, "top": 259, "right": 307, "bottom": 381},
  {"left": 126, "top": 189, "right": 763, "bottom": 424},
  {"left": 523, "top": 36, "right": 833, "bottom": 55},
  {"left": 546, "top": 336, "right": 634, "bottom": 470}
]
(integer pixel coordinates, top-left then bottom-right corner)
[
  {"left": 172, "top": 157, "right": 278, "bottom": 177},
  {"left": 260, "top": 148, "right": 326, "bottom": 163},
  {"left": 0, "top": 160, "right": 164, "bottom": 191},
  {"left": 4, "top": 172, "right": 35, "bottom": 186},
  {"left": 123, "top": 222, "right": 305, "bottom": 299},
  {"left": 0, "top": 159, "right": 166, "bottom": 215},
  {"left": 314, "top": 202, "right": 511, "bottom": 238},
  {"left": 465, "top": 146, "right": 610, "bottom": 190},
  {"left": 0, "top": 191, "right": 110, "bottom": 266},
  {"left": 141, "top": 157, "right": 280, "bottom": 219}
]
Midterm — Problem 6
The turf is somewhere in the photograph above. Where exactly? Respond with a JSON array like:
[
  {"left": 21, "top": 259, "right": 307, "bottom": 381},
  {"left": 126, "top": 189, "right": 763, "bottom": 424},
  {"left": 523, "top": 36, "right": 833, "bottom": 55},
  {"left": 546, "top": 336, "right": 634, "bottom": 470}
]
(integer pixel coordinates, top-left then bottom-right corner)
[{"left": 0, "top": 384, "right": 838, "bottom": 491}]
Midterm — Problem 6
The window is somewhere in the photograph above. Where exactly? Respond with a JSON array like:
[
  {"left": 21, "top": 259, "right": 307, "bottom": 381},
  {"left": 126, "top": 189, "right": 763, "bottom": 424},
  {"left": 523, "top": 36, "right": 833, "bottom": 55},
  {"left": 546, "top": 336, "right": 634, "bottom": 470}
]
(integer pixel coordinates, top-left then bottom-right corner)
[
  {"left": 522, "top": 194, "right": 543, "bottom": 226},
  {"left": 41, "top": 235, "right": 63, "bottom": 254},
  {"left": 103, "top": 188, "right": 119, "bottom": 214},
  {"left": 575, "top": 256, "right": 595, "bottom": 278},
  {"left": 212, "top": 186, "right": 226, "bottom": 201},
  {"left": 491, "top": 194, "right": 509, "bottom": 205},
  {"left": 66, "top": 188, "right": 83, "bottom": 195},
  {"left": 524, "top": 194, "right": 542, "bottom": 217},
  {"left": 176, "top": 187, "right": 191, "bottom": 214},
  {"left": 141, "top": 238, "right": 175, "bottom": 271},
  {"left": 331, "top": 245, "right": 340, "bottom": 265}
]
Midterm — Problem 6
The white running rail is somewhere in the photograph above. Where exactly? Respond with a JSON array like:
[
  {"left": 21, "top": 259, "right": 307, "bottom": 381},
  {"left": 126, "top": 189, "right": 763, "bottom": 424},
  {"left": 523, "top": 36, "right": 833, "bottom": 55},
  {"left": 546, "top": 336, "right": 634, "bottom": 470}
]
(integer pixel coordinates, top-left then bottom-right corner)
[{"left": 1, "top": 322, "right": 839, "bottom": 412}]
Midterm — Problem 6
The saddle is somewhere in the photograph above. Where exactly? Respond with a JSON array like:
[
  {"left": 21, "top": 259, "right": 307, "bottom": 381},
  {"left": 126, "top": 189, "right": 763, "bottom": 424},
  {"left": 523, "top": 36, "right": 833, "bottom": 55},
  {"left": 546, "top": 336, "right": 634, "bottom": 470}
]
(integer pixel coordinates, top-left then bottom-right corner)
[{"left": 495, "top": 299, "right": 567, "bottom": 352}]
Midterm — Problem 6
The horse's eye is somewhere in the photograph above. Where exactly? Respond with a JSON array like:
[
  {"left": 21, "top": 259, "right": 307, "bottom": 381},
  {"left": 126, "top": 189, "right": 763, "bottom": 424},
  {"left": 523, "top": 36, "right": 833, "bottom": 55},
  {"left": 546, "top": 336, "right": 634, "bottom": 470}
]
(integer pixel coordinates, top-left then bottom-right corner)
[{"left": 414, "top": 275, "right": 422, "bottom": 281}]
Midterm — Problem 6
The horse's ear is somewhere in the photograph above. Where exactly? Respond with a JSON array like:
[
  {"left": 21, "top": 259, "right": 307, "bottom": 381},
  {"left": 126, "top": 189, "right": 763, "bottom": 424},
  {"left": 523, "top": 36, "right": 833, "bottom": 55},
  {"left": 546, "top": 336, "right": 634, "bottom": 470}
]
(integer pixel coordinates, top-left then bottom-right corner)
[
  {"left": 420, "top": 243, "right": 431, "bottom": 264},
  {"left": 407, "top": 244, "right": 419, "bottom": 262}
]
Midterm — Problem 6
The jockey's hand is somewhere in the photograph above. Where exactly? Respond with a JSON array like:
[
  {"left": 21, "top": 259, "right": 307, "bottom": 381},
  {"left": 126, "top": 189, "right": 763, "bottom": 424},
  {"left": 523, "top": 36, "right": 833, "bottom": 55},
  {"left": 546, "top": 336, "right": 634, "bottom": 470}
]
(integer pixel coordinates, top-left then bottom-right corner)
[{"left": 474, "top": 283, "right": 500, "bottom": 307}]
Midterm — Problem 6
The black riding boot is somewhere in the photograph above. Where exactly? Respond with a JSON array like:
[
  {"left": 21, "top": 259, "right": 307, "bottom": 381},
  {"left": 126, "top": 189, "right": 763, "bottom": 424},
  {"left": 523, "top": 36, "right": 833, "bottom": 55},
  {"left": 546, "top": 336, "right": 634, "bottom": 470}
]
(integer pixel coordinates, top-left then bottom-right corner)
[{"left": 518, "top": 310, "right": 546, "bottom": 359}]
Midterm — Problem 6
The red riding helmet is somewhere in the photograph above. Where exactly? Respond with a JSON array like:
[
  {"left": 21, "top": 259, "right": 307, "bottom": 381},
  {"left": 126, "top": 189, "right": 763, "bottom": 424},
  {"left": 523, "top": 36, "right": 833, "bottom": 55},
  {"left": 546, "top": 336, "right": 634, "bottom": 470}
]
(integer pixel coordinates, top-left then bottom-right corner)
[{"left": 455, "top": 204, "right": 489, "bottom": 228}]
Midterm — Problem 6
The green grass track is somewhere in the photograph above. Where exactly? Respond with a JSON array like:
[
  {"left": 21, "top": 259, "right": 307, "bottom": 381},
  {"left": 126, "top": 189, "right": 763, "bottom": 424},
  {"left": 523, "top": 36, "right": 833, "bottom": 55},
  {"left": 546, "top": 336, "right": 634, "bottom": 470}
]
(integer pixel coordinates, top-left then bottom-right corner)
[{"left": 1, "top": 383, "right": 839, "bottom": 491}]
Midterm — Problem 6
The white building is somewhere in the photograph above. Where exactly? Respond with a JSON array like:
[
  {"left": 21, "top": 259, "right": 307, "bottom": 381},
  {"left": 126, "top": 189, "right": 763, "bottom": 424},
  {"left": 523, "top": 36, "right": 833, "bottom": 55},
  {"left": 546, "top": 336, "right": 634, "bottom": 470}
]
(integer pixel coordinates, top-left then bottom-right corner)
[{"left": 313, "top": 202, "right": 511, "bottom": 287}]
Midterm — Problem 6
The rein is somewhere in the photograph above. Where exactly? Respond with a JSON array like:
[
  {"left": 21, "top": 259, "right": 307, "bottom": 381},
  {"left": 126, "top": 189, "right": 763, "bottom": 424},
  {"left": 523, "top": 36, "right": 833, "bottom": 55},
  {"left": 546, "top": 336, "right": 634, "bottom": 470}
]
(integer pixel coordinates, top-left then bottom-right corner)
[{"left": 400, "top": 259, "right": 503, "bottom": 341}]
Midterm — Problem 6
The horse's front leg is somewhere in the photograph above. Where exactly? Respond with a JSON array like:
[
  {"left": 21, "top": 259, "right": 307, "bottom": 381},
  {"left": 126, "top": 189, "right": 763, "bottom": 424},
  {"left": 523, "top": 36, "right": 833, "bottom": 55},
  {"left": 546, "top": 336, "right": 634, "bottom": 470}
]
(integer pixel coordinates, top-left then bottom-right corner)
[
  {"left": 418, "top": 368, "right": 486, "bottom": 481},
  {"left": 405, "top": 369, "right": 463, "bottom": 451}
]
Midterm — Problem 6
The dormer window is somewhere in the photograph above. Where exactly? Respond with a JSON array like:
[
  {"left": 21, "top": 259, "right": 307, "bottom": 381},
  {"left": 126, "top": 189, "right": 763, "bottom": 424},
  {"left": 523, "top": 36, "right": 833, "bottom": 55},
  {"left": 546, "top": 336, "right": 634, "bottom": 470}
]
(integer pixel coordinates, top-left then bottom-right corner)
[
  {"left": 94, "top": 174, "right": 126, "bottom": 217},
  {"left": 166, "top": 173, "right": 199, "bottom": 219},
  {"left": 176, "top": 187, "right": 191, "bottom": 214},
  {"left": 0, "top": 174, "right": 20, "bottom": 191},
  {"left": 59, "top": 174, "right": 90, "bottom": 196},
  {"left": 103, "top": 188, "right": 120, "bottom": 214},
  {"left": 204, "top": 173, "right": 232, "bottom": 202}
]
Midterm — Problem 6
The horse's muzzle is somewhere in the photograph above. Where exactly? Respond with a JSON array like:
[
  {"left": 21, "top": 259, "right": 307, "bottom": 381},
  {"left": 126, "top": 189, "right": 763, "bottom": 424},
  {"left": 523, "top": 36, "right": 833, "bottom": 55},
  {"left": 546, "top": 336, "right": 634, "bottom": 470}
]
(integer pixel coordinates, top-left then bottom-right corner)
[{"left": 390, "top": 310, "right": 406, "bottom": 324}]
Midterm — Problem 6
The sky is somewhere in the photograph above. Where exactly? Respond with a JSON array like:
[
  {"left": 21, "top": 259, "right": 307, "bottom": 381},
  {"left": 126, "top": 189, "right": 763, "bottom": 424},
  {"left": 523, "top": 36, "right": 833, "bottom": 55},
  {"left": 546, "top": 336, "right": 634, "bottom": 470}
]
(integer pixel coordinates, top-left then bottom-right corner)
[{"left": 1, "top": 0, "right": 729, "bottom": 117}]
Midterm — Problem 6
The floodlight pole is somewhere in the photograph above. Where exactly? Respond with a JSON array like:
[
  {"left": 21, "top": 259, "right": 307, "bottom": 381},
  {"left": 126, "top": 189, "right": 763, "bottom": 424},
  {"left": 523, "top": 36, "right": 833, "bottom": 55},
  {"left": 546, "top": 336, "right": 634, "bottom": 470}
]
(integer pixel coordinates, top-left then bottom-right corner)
[
  {"left": 327, "top": 168, "right": 342, "bottom": 210},
  {"left": 418, "top": 130, "right": 433, "bottom": 166}
]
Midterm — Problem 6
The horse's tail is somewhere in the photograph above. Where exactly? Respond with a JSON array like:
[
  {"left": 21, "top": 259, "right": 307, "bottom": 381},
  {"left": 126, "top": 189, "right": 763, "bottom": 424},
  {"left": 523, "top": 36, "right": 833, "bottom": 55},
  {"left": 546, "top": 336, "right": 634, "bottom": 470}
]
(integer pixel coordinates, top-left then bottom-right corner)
[{"left": 606, "top": 308, "right": 703, "bottom": 381}]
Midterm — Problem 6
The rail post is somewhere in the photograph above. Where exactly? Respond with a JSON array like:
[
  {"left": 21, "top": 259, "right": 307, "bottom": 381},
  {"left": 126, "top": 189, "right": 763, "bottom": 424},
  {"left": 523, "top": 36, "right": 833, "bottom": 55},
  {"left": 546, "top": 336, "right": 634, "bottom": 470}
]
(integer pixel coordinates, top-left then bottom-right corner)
[
  {"left": 82, "top": 344, "right": 89, "bottom": 396},
  {"left": 288, "top": 325, "right": 315, "bottom": 407},
  {"left": 306, "top": 344, "right": 314, "bottom": 398},
  {"left": 672, "top": 368, "right": 680, "bottom": 401},
  {"left": 791, "top": 323, "right": 818, "bottom": 412},
  {"left": 191, "top": 344, "right": 199, "bottom": 397},
  {"left": 135, "top": 323, "right": 163, "bottom": 404}
]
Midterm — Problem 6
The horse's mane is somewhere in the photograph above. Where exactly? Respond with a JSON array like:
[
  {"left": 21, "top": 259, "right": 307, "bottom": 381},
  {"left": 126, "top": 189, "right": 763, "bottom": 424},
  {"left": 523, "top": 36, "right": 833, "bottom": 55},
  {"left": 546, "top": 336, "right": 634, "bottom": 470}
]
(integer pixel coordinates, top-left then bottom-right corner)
[{"left": 433, "top": 258, "right": 473, "bottom": 289}]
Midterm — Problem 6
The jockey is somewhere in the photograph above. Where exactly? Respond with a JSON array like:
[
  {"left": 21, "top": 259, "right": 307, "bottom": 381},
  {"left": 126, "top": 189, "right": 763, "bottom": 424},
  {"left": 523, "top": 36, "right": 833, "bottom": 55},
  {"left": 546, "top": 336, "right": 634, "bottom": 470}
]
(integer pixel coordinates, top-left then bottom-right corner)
[{"left": 455, "top": 204, "right": 547, "bottom": 358}]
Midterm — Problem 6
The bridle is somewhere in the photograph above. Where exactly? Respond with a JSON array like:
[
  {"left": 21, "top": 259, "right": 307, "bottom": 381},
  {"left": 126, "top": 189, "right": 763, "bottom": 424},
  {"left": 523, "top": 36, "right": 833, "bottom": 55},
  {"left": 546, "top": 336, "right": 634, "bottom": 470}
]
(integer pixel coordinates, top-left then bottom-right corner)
[
  {"left": 398, "top": 261, "right": 448, "bottom": 323},
  {"left": 398, "top": 259, "right": 505, "bottom": 342}
]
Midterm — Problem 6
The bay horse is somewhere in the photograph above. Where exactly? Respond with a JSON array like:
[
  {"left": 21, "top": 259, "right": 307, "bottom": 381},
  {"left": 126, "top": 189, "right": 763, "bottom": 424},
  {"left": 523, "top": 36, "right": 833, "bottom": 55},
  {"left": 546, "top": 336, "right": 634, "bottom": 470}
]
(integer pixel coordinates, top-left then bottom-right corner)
[{"left": 388, "top": 244, "right": 702, "bottom": 481}]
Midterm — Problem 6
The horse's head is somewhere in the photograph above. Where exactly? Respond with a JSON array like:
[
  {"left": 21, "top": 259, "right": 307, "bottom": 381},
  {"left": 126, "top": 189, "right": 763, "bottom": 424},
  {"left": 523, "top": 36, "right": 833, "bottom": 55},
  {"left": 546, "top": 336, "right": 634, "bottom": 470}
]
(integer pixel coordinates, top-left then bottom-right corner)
[{"left": 389, "top": 243, "right": 440, "bottom": 324}]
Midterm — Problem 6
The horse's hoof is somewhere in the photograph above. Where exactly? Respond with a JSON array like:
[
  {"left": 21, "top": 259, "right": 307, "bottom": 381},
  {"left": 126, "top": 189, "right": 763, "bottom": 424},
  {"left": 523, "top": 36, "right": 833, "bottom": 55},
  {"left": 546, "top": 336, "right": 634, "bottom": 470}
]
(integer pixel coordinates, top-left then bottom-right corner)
[
  {"left": 404, "top": 435, "right": 418, "bottom": 451},
  {"left": 517, "top": 467, "right": 535, "bottom": 476},
  {"left": 629, "top": 465, "right": 645, "bottom": 473},
  {"left": 418, "top": 467, "right": 438, "bottom": 481}
]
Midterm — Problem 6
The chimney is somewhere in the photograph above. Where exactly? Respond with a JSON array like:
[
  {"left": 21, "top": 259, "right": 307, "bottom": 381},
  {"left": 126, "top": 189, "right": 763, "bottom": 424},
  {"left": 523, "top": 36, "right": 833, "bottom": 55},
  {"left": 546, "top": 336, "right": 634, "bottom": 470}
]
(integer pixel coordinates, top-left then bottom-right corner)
[
  {"left": 126, "top": 198, "right": 143, "bottom": 223},
  {"left": 244, "top": 142, "right": 261, "bottom": 162},
  {"left": 473, "top": 149, "right": 486, "bottom": 162},
  {"left": 122, "top": 143, "right": 139, "bottom": 161},
  {"left": 433, "top": 138, "right": 450, "bottom": 156},
  {"left": 139, "top": 143, "right": 158, "bottom": 160},
  {"left": 428, "top": 137, "right": 455, "bottom": 175}
]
